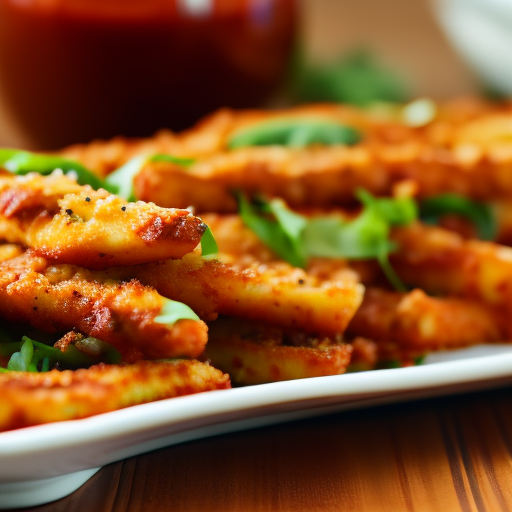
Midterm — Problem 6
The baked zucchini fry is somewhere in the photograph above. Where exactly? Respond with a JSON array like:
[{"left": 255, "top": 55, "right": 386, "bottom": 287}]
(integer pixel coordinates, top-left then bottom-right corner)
[
  {"left": 347, "top": 288, "right": 505, "bottom": 351},
  {"left": 0, "top": 251, "right": 208, "bottom": 362},
  {"left": 0, "top": 360, "right": 230, "bottom": 431},
  {"left": 390, "top": 222, "right": 512, "bottom": 307},
  {"left": 0, "top": 172, "right": 206, "bottom": 269},
  {"left": 129, "top": 253, "right": 363, "bottom": 336},
  {"left": 205, "top": 317, "right": 352, "bottom": 385}
]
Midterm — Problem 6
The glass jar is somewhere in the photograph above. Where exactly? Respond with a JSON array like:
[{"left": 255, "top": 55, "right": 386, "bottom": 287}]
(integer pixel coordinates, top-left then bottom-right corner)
[{"left": 0, "top": 0, "right": 297, "bottom": 149}]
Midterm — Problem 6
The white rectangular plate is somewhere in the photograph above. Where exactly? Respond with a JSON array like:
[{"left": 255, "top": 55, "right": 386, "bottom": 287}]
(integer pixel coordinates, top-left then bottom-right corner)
[{"left": 2, "top": 344, "right": 512, "bottom": 509}]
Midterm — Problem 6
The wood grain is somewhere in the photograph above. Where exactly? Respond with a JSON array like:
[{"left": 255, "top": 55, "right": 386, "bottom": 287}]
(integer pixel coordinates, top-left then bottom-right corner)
[{"left": 9, "top": 386, "right": 512, "bottom": 512}]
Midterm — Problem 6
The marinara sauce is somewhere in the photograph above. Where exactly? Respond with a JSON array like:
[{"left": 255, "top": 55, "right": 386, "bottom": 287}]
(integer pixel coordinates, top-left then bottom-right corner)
[{"left": 0, "top": 0, "right": 297, "bottom": 149}]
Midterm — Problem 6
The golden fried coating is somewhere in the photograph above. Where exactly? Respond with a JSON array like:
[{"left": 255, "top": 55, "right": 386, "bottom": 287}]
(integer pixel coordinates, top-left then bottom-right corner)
[
  {"left": 60, "top": 100, "right": 509, "bottom": 212},
  {"left": 347, "top": 288, "right": 505, "bottom": 351},
  {"left": 126, "top": 253, "right": 363, "bottom": 336},
  {"left": 0, "top": 243, "right": 22, "bottom": 263},
  {"left": 0, "top": 250, "right": 208, "bottom": 362},
  {"left": 0, "top": 360, "right": 230, "bottom": 431},
  {"left": 390, "top": 223, "right": 512, "bottom": 308},
  {"left": 205, "top": 317, "right": 352, "bottom": 385},
  {"left": 0, "top": 172, "right": 206, "bottom": 269},
  {"left": 59, "top": 104, "right": 380, "bottom": 174},
  {"left": 202, "top": 212, "right": 378, "bottom": 284}
]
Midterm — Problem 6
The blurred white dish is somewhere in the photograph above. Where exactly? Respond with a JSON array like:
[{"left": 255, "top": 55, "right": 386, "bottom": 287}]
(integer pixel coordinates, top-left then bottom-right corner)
[
  {"left": 431, "top": 0, "right": 512, "bottom": 94},
  {"left": 1, "top": 345, "right": 512, "bottom": 509}
]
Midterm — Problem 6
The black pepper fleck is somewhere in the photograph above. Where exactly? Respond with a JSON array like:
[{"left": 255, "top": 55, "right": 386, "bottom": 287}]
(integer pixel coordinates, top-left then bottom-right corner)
[
  {"left": 85, "top": 197, "right": 91, "bottom": 202},
  {"left": 65, "top": 208, "right": 73, "bottom": 215},
  {"left": 99, "top": 253, "right": 105, "bottom": 258},
  {"left": 121, "top": 206, "right": 126, "bottom": 211},
  {"left": 298, "top": 279, "right": 305, "bottom": 285},
  {"left": 33, "top": 306, "right": 38, "bottom": 311}
]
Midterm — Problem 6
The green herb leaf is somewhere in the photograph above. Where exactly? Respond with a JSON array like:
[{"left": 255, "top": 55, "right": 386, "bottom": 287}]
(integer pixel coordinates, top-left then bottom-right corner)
[
  {"left": 237, "top": 190, "right": 416, "bottom": 290},
  {"left": 356, "top": 189, "right": 417, "bottom": 226},
  {"left": 7, "top": 337, "right": 36, "bottom": 372},
  {"left": 376, "top": 359, "right": 402, "bottom": 370},
  {"left": 292, "top": 49, "right": 409, "bottom": 106},
  {"left": 228, "top": 118, "right": 361, "bottom": 150},
  {"left": 104, "top": 155, "right": 146, "bottom": 201},
  {"left": 420, "top": 194, "right": 497, "bottom": 241},
  {"left": 154, "top": 299, "right": 199, "bottom": 325},
  {"left": 237, "top": 193, "right": 308, "bottom": 268},
  {"left": 149, "top": 154, "right": 195, "bottom": 167},
  {"left": 413, "top": 355, "right": 426, "bottom": 366},
  {"left": 1, "top": 335, "right": 121, "bottom": 371},
  {"left": 201, "top": 226, "right": 219, "bottom": 257},
  {"left": 106, "top": 154, "right": 195, "bottom": 202},
  {"left": 0, "top": 149, "right": 109, "bottom": 191},
  {"left": 303, "top": 210, "right": 394, "bottom": 259}
]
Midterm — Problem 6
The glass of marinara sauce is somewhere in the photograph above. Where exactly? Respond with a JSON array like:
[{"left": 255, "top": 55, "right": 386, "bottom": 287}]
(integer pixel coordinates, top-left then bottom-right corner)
[{"left": 0, "top": 0, "right": 297, "bottom": 149}]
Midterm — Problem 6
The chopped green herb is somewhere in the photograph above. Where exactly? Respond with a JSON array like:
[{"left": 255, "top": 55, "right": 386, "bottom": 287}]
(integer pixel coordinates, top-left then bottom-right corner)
[
  {"left": 105, "top": 155, "right": 146, "bottom": 201},
  {"left": 413, "top": 355, "right": 426, "bottom": 366},
  {"left": 376, "top": 359, "right": 402, "bottom": 370},
  {"left": 0, "top": 335, "right": 121, "bottom": 372},
  {"left": 106, "top": 154, "right": 195, "bottom": 201},
  {"left": 420, "top": 194, "right": 497, "bottom": 241},
  {"left": 237, "top": 190, "right": 416, "bottom": 290},
  {"left": 7, "top": 337, "right": 38, "bottom": 372},
  {"left": 237, "top": 193, "right": 307, "bottom": 268},
  {"left": 149, "top": 154, "right": 195, "bottom": 167},
  {"left": 154, "top": 299, "right": 199, "bottom": 326},
  {"left": 0, "top": 149, "right": 110, "bottom": 192},
  {"left": 228, "top": 118, "right": 361, "bottom": 150},
  {"left": 292, "top": 49, "right": 409, "bottom": 106},
  {"left": 200, "top": 226, "right": 219, "bottom": 257}
]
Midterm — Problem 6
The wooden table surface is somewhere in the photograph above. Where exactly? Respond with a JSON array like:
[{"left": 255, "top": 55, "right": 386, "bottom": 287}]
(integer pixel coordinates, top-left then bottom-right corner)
[{"left": 10, "top": 385, "right": 512, "bottom": 512}]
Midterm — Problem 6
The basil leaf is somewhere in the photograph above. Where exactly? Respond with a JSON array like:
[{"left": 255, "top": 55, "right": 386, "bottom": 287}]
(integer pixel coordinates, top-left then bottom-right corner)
[
  {"left": 154, "top": 299, "right": 199, "bottom": 325},
  {"left": 149, "top": 154, "right": 195, "bottom": 167},
  {"left": 0, "top": 149, "right": 109, "bottom": 191},
  {"left": 201, "top": 226, "right": 219, "bottom": 257},
  {"left": 420, "top": 194, "right": 497, "bottom": 241},
  {"left": 237, "top": 193, "right": 307, "bottom": 268},
  {"left": 228, "top": 118, "right": 361, "bottom": 150}
]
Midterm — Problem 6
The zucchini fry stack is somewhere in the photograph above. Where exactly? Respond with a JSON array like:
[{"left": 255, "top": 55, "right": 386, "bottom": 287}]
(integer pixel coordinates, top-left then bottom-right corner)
[
  {"left": 57, "top": 98, "right": 512, "bottom": 383},
  {"left": 0, "top": 171, "right": 231, "bottom": 431}
]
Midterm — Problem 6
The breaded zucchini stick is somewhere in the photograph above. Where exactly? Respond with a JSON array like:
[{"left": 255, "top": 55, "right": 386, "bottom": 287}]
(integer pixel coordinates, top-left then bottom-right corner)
[
  {"left": 123, "top": 104, "right": 512, "bottom": 212},
  {"left": 390, "top": 223, "right": 512, "bottom": 307},
  {"left": 0, "top": 360, "right": 230, "bottom": 431},
  {"left": 0, "top": 172, "right": 206, "bottom": 269},
  {"left": 205, "top": 317, "right": 352, "bottom": 385},
  {"left": 127, "top": 253, "right": 364, "bottom": 336},
  {"left": 347, "top": 288, "right": 505, "bottom": 351},
  {"left": 0, "top": 251, "right": 207, "bottom": 362}
]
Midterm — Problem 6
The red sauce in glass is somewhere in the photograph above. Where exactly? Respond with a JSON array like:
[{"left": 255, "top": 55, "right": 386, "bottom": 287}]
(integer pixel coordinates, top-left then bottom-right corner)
[{"left": 0, "top": 0, "right": 297, "bottom": 149}]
